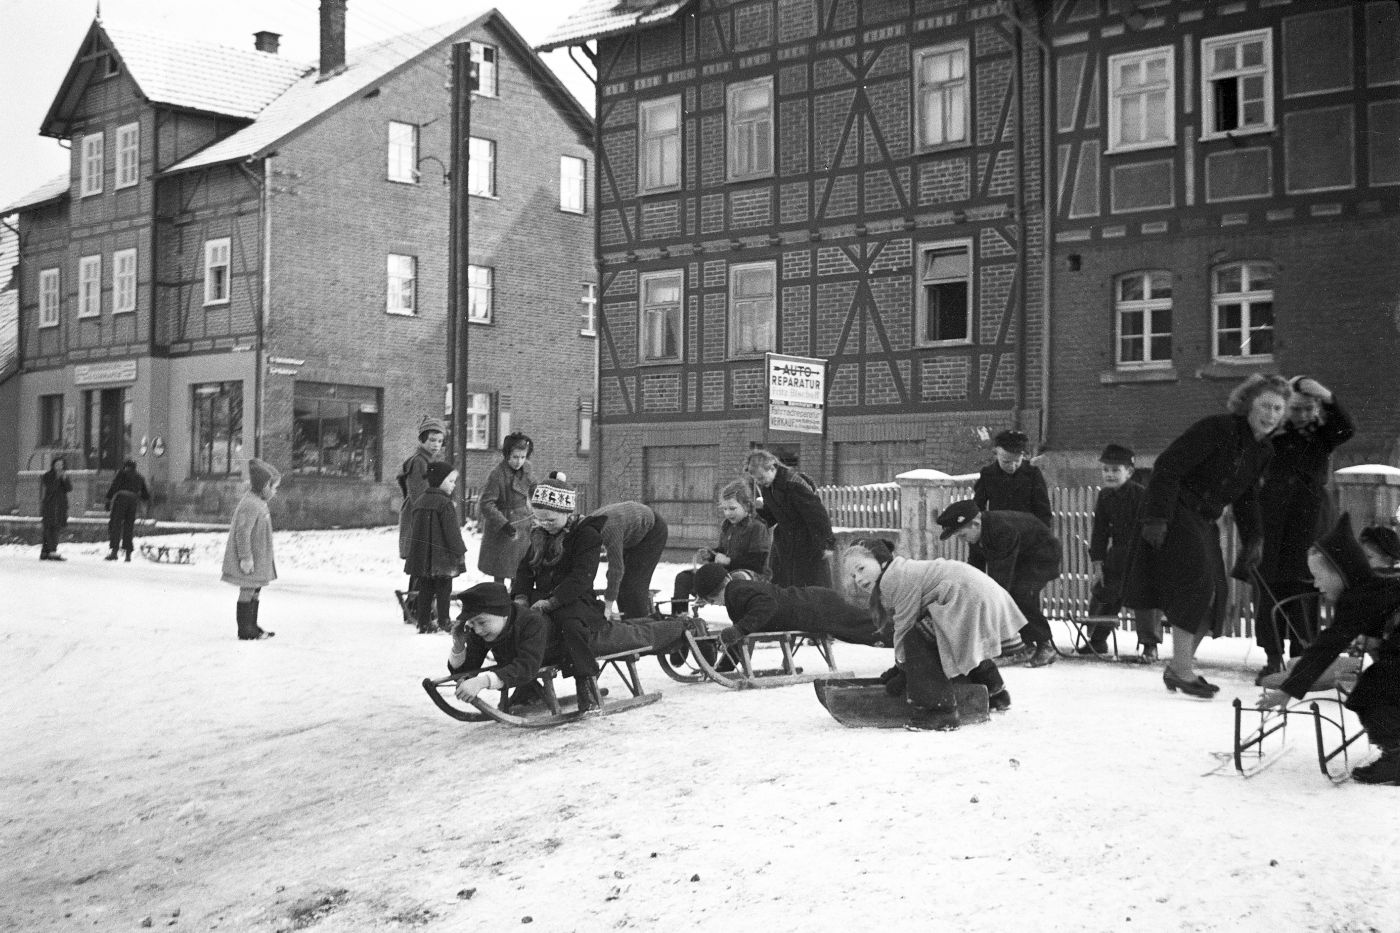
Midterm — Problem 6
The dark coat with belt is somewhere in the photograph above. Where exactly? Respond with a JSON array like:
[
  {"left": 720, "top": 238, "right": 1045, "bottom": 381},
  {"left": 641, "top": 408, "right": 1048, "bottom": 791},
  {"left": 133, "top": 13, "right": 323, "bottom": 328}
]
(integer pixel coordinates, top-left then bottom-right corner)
[
  {"left": 403, "top": 487, "right": 467, "bottom": 578},
  {"left": 105, "top": 466, "right": 151, "bottom": 508},
  {"left": 756, "top": 465, "right": 835, "bottom": 587},
  {"left": 967, "top": 511, "right": 1062, "bottom": 591},
  {"left": 448, "top": 604, "right": 554, "bottom": 689},
  {"left": 512, "top": 514, "right": 608, "bottom": 613},
  {"left": 1280, "top": 576, "right": 1400, "bottom": 715},
  {"left": 723, "top": 579, "right": 881, "bottom": 645},
  {"left": 1258, "top": 398, "right": 1353, "bottom": 586},
  {"left": 40, "top": 468, "right": 71, "bottom": 527},
  {"left": 477, "top": 459, "right": 534, "bottom": 578},
  {"left": 973, "top": 461, "right": 1053, "bottom": 529}
]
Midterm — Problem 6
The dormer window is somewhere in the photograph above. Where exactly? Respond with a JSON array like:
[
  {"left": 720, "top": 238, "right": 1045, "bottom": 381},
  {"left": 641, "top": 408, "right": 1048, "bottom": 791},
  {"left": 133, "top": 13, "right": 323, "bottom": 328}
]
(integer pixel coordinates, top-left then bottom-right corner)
[{"left": 104, "top": 54, "right": 122, "bottom": 79}]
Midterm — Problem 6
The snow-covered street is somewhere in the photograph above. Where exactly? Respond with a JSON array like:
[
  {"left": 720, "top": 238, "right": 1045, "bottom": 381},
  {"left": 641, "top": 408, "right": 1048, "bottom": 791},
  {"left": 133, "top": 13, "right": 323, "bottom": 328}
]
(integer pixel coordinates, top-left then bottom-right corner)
[{"left": 2, "top": 527, "right": 1395, "bottom": 932}]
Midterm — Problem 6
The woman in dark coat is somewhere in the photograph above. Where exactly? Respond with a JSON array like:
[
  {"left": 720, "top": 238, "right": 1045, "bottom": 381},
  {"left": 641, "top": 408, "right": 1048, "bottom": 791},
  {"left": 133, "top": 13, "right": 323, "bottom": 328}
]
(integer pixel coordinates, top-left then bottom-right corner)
[
  {"left": 1125, "top": 374, "right": 1289, "bottom": 698},
  {"left": 746, "top": 449, "right": 836, "bottom": 588},
  {"left": 477, "top": 432, "right": 535, "bottom": 583},
  {"left": 104, "top": 459, "right": 151, "bottom": 562},
  {"left": 39, "top": 456, "right": 72, "bottom": 561},
  {"left": 404, "top": 462, "right": 468, "bottom": 635},
  {"left": 1252, "top": 377, "right": 1354, "bottom": 682},
  {"left": 396, "top": 416, "right": 446, "bottom": 562}
]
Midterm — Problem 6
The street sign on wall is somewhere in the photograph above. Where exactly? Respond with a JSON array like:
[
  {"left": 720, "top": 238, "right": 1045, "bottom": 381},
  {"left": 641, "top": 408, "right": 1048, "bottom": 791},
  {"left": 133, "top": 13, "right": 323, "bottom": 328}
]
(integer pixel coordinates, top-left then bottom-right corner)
[{"left": 766, "top": 352, "right": 826, "bottom": 435}]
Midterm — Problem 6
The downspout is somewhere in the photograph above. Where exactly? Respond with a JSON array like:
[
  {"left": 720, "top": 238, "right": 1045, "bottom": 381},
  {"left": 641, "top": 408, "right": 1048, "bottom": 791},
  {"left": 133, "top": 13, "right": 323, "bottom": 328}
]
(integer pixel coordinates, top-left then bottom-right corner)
[
  {"left": 1011, "top": 16, "right": 1027, "bottom": 434},
  {"left": 257, "top": 156, "right": 270, "bottom": 459}
]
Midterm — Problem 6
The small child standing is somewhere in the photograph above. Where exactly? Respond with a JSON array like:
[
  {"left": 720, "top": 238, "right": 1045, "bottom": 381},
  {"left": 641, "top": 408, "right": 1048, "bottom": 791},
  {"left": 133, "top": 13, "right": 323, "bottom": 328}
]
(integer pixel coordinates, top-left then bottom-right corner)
[
  {"left": 1087, "top": 444, "right": 1162, "bottom": 660},
  {"left": 404, "top": 462, "right": 468, "bottom": 634},
  {"left": 221, "top": 458, "right": 280, "bottom": 641},
  {"left": 671, "top": 479, "right": 772, "bottom": 615}
]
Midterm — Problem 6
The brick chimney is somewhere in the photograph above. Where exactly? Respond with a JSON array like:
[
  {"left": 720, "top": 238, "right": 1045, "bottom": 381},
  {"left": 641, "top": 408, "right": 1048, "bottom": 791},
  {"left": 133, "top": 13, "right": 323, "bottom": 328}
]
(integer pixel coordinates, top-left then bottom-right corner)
[
  {"left": 319, "top": 0, "right": 347, "bottom": 78},
  {"left": 253, "top": 31, "right": 281, "bottom": 54}
]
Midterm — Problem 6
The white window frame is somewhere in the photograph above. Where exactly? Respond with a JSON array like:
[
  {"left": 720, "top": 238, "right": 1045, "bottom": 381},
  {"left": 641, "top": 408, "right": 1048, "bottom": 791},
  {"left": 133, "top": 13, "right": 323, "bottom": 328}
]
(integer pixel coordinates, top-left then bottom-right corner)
[
  {"left": 464, "top": 392, "right": 491, "bottom": 449},
  {"left": 204, "top": 238, "right": 231, "bottom": 306},
  {"left": 77, "top": 255, "right": 102, "bottom": 318},
  {"left": 1114, "top": 271, "right": 1173, "bottom": 369},
  {"left": 468, "top": 137, "right": 495, "bottom": 196},
  {"left": 471, "top": 43, "right": 498, "bottom": 97},
  {"left": 916, "top": 240, "right": 973, "bottom": 346},
  {"left": 113, "top": 248, "right": 137, "bottom": 314},
  {"left": 115, "top": 122, "right": 140, "bottom": 189},
  {"left": 640, "top": 270, "right": 684, "bottom": 362},
  {"left": 1201, "top": 29, "right": 1275, "bottom": 140},
  {"left": 1212, "top": 261, "right": 1275, "bottom": 361},
  {"left": 386, "top": 253, "right": 416, "bottom": 315},
  {"left": 580, "top": 282, "right": 598, "bottom": 336},
  {"left": 80, "top": 132, "right": 104, "bottom": 196},
  {"left": 1108, "top": 46, "right": 1175, "bottom": 152},
  {"left": 727, "top": 77, "right": 774, "bottom": 181},
  {"left": 728, "top": 261, "right": 776, "bottom": 357},
  {"left": 638, "top": 96, "right": 682, "bottom": 194},
  {"left": 914, "top": 41, "right": 970, "bottom": 151},
  {"left": 387, "top": 121, "right": 418, "bottom": 184},
  {"left": 560, "top": 155, "right": 587, "bottom": 213},
  {"left": 38, "top": 268, "right": 60, "bottom": 327},
  {"left": 467, "top": 265, "right": 493, "bottom": 323}
]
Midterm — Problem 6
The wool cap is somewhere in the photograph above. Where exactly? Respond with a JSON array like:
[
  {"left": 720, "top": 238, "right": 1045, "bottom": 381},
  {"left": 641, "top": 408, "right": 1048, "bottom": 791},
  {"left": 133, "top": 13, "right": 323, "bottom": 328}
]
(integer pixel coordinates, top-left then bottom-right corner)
[
  {"left": 248, "top": 457, "right": 281, "bottom": 493},
  {"left": 530, "top": 472, "right": 577, "bottom": 513},
  {"left": 1098, "top": 444, "right": 1135, "bottom": 466},
  {"left": 1360, "top": 525, "right": 1400, "bottom": 563},
  {"left": 1313, "top": 513, "right": 1375, "bottom": 588},
  {"left": 418, "top": 415, "right": 447, "bottom": 440},
  {"left": 993, "top": 430, "right": 1029, "bottom": 453},
  {"left": 425, "top": 462, "right": 455, "bottom": 488},
  {"left": 457, "top": 581, "right": 513, "bottom": 619},
  {"left": 936, "top": 499, "right": 982, "bottom": 541},
  {"left": 691, "top": 562, "right": 729, "bottom": 598}
]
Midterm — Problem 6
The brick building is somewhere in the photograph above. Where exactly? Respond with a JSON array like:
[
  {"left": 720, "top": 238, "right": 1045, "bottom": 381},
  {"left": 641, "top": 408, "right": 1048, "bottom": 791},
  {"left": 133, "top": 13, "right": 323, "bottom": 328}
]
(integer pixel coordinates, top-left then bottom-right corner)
[
  {"left": 1044, "top": 0, "right": 1400, "bottom": 477},
  {"left": 541, "top": 0, "right": 1049, "bottom": 546},
  {"left": 2, "top": 3, "right": 596, "bottom": 526}
]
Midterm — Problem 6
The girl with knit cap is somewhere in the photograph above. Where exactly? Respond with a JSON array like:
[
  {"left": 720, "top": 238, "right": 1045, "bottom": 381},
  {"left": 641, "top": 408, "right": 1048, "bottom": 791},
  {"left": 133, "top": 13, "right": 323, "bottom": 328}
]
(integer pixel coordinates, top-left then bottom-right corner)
[
  {"left": 404, "top": 462, "right": 467, "bottom": 634},
  {"left": 222, "top": 458, "right": 280, "bottom": 640}
]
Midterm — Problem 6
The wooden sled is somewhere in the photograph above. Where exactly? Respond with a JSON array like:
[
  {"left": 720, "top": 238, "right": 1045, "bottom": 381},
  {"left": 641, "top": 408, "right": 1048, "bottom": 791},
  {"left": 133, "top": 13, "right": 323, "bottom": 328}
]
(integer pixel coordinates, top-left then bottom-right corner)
[
  {"left": 422, "top": 647, "right": 662, "bottom": 727},
  {"left": 139, "top": 543, "right": 193, "bottom": 564},
  {"left": 813, "top": 678, "right": 991, "bottom": 729},
  {"left": 683, "top": 629, "right": 852, "bottom": 689}
]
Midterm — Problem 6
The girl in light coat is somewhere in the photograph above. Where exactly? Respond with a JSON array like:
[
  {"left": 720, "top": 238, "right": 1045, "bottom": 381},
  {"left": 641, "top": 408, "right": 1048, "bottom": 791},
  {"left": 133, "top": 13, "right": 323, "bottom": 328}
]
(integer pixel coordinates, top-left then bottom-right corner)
[
  {"left": 222, "top": 458, "right": 280, "bottom": 641},
  {"left": 845, "top": 539, "right": 1022, "bottom": 731}
]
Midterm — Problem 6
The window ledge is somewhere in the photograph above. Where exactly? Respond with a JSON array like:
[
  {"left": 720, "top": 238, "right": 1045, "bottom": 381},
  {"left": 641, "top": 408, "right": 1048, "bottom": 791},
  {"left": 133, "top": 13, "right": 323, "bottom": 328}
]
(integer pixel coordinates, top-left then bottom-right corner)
[
  {"left": 203, "top": 300, "right": 230, "bottom": 308},
  {"left": 1199, "top": 125, "right": 1275, "bottom": 144},
  {"left": 1196, "top": 359, "right": 1275, "bottom": 380},
  {"left": 914, "top": 141, "right": 972, "bottom": 156},
  {"left": 1105, "top": 140, "right": 1176, "bottom": 156},
  {"left": 470, "top": 193, "right": 500, "bottom": 201},
  {"left": 467, "top": 318, "right": 493, "bottom": 326},
  {"left": 1099, "top": 367, "right": 1179, "bottom": 385},
  {"left": 580, "top": 329, "right": 597, "bottom": 338}
]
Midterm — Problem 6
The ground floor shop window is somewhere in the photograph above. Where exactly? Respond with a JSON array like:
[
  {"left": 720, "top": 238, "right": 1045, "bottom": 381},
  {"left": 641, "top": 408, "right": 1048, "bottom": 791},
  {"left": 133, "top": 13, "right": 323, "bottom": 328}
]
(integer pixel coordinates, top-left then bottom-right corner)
[
  {"left": 192, "top": 381, "right": 243, "bottom": 476},
  {"left": 84, "top": 387, "right": 132, "bottom": 471},
  {"left": 292, "top": 382, "right": 381, "bottom": 480}
]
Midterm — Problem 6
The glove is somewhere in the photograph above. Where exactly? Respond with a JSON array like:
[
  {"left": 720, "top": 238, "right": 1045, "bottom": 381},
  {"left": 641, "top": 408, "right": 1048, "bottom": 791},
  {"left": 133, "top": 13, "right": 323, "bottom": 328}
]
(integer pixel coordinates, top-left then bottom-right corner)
[
  {"left": 1140, "top": 521, "right": 1167, "bottom": 549},
  {"left": 878, "top": 665, "right": 901, "bottom": 684},
  {"left": 501, "top": 524, "right": 517, "bottom": 539},
  {"left": 718, "top": 625, "right": 745, "bottom": 648},
  {"left": 883, "top": 668, "right": 908, "bottom": 697},
  {"left": 1231, "top": 538, "right": 1263, "bottom": 581},
  {"left": 455, "top": 673, "right": 494, "bottom": 701},
  {"left": 530, "top": 599, "right": 552, "bottom": 613}
]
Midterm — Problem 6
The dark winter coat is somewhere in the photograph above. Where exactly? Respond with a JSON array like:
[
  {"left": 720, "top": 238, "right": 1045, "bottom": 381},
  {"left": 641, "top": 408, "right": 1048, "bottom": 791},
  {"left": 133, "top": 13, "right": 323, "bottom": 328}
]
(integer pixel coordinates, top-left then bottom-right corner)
[
  {"left": 713, "top": 514, "right": 771, "bottom": 577},
  {"left": 1089, "top": 480, "right": 1146, "bottom": 590},
  {"left": 512, "top": 514, "right": 608, "bottom": 613},
  {"left": 1280, "top": 576, "right": 1400, "bottom": 716},
  {"left": 396, "top": 446, "right": 439, "bottom": 560},
  {"left": 403, "top": 487, "right": 468, "bottom": 578},
  {"left": 1258, "top": 398, "right": 1354, "bottom": 586},
  {"left": 966, "top": 511, "right": 1062, "bottom": 590},
  {"left": 449, "top": 604, "right": 554, "bottom": 689},
  {"left": 973, "top": 461, "right": 1053, "bottom": 529},
  {"left": 1123, "top": 413, "right": 1272, "bottom": 634},
  {"left": 723, "top": 579, "right": 881, "bottom": 645},
  {"left": 105, "top": 466, "right": 151, "bottom": 509},
  {"left": 40, "top": 468, "right": 71, "bottom": 528},
  {"left": 756, "top": 464, "right": 836, "bottom": 587},
  {"left": 221, "top": 492, "right": 277, "bottom": 588},
  {"left": 477, "top": 459, "right": 534, "bottom": 578}
]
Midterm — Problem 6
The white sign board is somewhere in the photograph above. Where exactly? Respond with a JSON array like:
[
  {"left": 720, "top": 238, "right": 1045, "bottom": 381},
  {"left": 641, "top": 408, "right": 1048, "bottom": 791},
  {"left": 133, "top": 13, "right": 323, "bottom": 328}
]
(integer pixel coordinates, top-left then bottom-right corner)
[
  {"left": 766, "top": 352, "right": 826, "bottom": 435},
  {"left": 74, "top": 359, "right": 138, "bottom": 385}
]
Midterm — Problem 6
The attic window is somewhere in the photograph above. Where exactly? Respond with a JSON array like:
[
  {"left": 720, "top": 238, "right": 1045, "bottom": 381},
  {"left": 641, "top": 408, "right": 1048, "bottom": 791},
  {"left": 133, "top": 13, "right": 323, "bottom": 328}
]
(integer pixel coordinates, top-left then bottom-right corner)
[{"left": 104, "top": 54, "right": 121, "bottom": 79}]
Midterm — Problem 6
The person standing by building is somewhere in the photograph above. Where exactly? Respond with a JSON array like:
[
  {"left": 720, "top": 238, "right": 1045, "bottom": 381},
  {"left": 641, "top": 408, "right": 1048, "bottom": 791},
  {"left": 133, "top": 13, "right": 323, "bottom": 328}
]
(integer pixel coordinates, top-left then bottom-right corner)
[
  {"left": 1252, "top": 376, "right": 1353, "bottom": 683},
  {"left": 746, "top": 449, "right": 836, "bottom": 587},
  {"left": 405, "top": 462, "right": 468, "bottom": 635},
  {"left": 972, "top": 429, "right": 1053, "bottom": 529},
  {"left": 39, "top": 456, "right": 72, "bottom": 562},
  {"left": 1086, "top": 444, "right": 1162, "bottom": 660},
  {"left": 221, "top": 458, "right": 280, "bottom": 641},
  {"left": 591, "top": 500, "right": 669, "bottom": 619},
  {"left": 477, "top": 432, "right": 536, "bottom": 585},
  {"left": 104, "top": 459, "right": 151, "bottom": 562},
  {"left": 396, "top": 416, "right": 445, "bottom": 619}
]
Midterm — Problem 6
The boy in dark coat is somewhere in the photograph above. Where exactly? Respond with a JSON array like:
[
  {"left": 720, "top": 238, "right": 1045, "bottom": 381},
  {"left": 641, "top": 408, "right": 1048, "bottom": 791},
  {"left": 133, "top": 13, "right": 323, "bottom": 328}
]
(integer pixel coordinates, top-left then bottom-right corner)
[
  {"left": 938, "top": 500, "right": 1062, "bottom": 668},
  {"left": 1260, "top": 514, "right": 1400, "bottom": 785},
  {"left": 690, "top": 562, "right": 882, "bottom": 651},
  {"left": 449, "top": 582, "right": 558, "bottom": 707},
  {"left": 747, "top": 449, "right": 836, "bottom": 588},
  {"left": 104, "top": 459, "right": 151, "bottom": 562},
  {"left": 39, "top": 456, "right": 72, "bottom": 561},
  {"left": 590, "top": 500, "right": 669, "bottom": 619},
  {"left": 404, "top": 462, "right": 467, "bottom": 635},
  {"left": 972, "top": 430, "right": 1053, "bottom": 529},
  {"left": 1086, "top": 444, "right": 1161, "bottom": 659}
]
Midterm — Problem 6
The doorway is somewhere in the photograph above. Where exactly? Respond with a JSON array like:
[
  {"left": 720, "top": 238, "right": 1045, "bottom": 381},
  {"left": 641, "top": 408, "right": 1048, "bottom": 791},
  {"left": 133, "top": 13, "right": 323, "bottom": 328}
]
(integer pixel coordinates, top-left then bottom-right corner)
[{"left": 84, "top": 387, "right": 131, "bottom": 470}]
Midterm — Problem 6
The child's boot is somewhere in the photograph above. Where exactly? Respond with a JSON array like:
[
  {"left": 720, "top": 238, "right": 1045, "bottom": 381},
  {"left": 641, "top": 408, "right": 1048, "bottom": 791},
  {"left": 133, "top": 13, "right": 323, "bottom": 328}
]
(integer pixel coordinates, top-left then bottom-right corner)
[
  {"left": 250, "top": 600, "right": 274, "bottom": 639},
  {"left": 574, "top": 677, "right": 601, "bottom": 715},
  {"left": 1254, "top": 653, "right": 1284, "bottom": 685},
  {"left": 124, "top": 548, "right": 132, "bottom": 562},
  {"left": 906, "top": 704, "right": 960, "bottom": 732},
  {"left": 1351, "top": 746, "right": 1400, "bottom": 785},
  {"left": 236, "top": 602, "right": 258, "bottom": 640},
  {"left": 105, "top": 548, "right": 118, "bottom": 561}
]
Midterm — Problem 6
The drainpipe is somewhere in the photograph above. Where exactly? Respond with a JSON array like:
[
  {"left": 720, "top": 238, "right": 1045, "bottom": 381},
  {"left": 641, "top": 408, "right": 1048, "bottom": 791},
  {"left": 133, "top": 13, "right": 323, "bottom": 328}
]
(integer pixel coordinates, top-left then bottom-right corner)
[
  {"left": 1011, "top": 15, "right": 1027, "bottom": 434},
  {"left": 257, "top": 157, "right": 270, "bottom": 459}
]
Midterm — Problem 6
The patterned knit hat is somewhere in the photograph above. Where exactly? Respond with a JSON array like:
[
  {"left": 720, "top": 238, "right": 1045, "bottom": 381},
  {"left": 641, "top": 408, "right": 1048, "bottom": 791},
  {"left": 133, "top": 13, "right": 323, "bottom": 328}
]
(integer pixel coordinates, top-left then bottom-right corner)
[
  {"left": 530, "top": 472, "right": 576, "bottom": 513},
  {"left": 248, "top": 458, "right": 281, "bottom": 493}
]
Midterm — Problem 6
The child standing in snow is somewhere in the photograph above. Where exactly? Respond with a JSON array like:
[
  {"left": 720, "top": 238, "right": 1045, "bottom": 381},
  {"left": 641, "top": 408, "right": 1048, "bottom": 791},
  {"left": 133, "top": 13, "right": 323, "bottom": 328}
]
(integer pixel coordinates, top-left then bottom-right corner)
[
  {"left": 1086, "top": 444, "right": 1162, "bottom": 660},
  {"left": 404, "top": 462, "right": 468, "bottom": 635},
  {"left": 670, "top": 479, "right": 772, "bottom": 616},
  {"left": 221, "top": 458, "right": 280, "bottom": 641}
]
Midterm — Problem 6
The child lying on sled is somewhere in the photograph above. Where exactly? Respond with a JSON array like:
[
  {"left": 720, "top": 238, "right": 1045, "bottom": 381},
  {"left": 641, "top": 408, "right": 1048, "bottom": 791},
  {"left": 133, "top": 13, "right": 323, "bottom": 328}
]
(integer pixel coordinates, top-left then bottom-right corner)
[{"left": 448, "top": 581, "right": 557, "bottom": 707}]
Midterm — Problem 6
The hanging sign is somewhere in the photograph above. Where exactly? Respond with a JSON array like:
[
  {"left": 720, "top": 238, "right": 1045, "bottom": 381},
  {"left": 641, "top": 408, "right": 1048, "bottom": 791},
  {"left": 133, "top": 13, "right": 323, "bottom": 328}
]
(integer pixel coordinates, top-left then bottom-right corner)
[{"left": 766, "top": 352, "right": 826, "bottom": 435}]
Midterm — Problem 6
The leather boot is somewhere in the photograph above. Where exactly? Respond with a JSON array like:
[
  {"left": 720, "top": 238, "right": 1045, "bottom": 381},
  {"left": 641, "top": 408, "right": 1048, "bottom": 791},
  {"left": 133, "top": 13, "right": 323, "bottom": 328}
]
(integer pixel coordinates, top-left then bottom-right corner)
[
  {"left": 124, "top": 549, "right": 132, "bottom": 562},
  {"left": 105, "top": 549, "right": 118, "bottom": 561},
  {"left": 250, "top": 600, "right": 274, "bottom": 639},
  {"left": 236, "top": 602, "right": 258, "bottom": 640},
  {"left": 574, "top": 677, "right": 601, "bottom": 714}
]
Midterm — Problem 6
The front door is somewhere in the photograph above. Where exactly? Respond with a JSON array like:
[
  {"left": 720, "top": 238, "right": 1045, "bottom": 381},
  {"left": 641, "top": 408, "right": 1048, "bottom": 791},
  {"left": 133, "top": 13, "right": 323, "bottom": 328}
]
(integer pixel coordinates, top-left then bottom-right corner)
[{"left": 85, "top": 387, "right": 130, "bottom": 470}]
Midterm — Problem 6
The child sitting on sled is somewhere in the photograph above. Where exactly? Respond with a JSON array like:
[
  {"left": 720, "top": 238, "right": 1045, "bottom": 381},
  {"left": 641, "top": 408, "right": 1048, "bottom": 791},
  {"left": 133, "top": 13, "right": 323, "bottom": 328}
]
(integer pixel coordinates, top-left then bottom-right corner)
[
  {"left": 844, "top": 539, "right": 1021, "bottom": 732},
  {"left": 670, "top": 479, "right": 772, "bottom": 615}
]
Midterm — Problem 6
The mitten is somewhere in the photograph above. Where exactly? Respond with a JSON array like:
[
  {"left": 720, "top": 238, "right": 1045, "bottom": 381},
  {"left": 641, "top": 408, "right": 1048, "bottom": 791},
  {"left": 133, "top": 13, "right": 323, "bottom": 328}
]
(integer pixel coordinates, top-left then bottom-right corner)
[
  {"left": 501, "top": 524, "right": 517, "bottom": 538},
  {"left": 718, "top": 625, "right": 745, "bottom": 648},
  {"left": 883, "top": 668, "right": 908, "bottom": 697}
]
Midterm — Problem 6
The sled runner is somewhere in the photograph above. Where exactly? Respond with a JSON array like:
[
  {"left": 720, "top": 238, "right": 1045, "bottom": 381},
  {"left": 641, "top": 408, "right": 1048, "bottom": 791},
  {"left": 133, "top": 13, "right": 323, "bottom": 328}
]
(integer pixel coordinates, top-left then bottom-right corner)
[
  {"left": 682, "top": 628, "right": 852, "bottom": 689},
  {"left": 139, "top": 543, "right": 193, "bottom": 564},
  {"left": 1229, "top": 662, "right": 1368, "bottom": 782},
  {"left": 422, "top": 647, "right": 663, "bottom": 727},
  {"left": 813, "top": 677, "right": 991, "bottom": 728},
  {"left": 1059, "top": 613, "right": 1124, "bottom": 661}
]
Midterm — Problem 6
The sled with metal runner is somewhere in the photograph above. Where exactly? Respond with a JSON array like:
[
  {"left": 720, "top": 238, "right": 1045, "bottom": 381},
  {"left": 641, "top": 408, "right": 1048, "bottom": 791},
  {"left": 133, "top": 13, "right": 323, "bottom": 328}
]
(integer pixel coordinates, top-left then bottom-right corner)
[
  {"left": 682, "top": 626, "right": 852, "bottom": 689},
  {"left": 813, "top": 677, "right": 991, "bottom": 728}
]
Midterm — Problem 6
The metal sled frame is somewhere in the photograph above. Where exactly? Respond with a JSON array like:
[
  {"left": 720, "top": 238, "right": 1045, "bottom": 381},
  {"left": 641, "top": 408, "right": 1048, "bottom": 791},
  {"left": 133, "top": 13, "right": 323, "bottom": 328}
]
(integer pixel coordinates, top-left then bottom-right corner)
[
  {"left": 421, "top": 648, "right": 663, "bottom": 728},
  {"left": 139, "top": 543, "right": 193, "bottom": 564},
  {"left": 1231, "top": 695, "right": 1369, "bottom": 782},
  {"left": 1059, "top": 613, "right": 1123, "bottom": 661},
  {"left": 683, "top": 629, "right": 852, "bottom": 689}
]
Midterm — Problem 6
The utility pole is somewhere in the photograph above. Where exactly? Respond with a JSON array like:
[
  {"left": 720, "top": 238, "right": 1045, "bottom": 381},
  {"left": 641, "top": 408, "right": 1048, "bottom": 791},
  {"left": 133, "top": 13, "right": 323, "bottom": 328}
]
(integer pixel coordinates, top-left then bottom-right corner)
[{"left": 447, "top": 43, "right": 477, "bottom": 522}]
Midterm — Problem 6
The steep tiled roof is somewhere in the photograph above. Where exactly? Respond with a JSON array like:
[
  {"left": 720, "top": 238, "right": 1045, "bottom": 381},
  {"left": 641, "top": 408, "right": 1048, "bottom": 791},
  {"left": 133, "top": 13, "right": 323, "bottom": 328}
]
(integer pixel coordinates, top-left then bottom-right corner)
[
  {"left": 0, "top": 173, "right": 70, "bottom": 216},
  {"left": 536, "top": 0, "right": 691, "bottom": 51},
  {"left": 103, "top": 23, "right": 309, "bottom": 120}
]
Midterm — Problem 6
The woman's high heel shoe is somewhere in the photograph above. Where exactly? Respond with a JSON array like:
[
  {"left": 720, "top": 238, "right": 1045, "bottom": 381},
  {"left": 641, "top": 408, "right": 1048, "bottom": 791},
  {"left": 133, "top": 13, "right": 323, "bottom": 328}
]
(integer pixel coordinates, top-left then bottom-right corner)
[{"left": 1163, "top": 668, "right": 1215, "bottom": 699}]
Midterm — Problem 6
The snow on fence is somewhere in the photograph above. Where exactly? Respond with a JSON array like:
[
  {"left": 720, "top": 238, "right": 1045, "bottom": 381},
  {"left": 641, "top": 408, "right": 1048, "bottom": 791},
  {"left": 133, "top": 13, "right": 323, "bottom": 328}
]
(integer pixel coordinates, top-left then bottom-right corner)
[{"left": 817, "top": 482, "right": 901, "bottom": 530}]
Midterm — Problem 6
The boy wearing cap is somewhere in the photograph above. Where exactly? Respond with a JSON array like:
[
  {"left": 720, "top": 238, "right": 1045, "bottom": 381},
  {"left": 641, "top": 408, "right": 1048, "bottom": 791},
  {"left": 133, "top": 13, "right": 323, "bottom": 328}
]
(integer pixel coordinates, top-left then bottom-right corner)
[
  {"left": 397, "top": 416, "right": 447, "bottom": 619},
  {"left": 1087, "top": 445, "right": 1161, "bottom": 660},
  {"left": 221, "top": 458, "right": 281, "bottom": 641},
  {"left": 404, "top": 462, "right": 468, "bottom": 635},
  {"left": 973, "top": 430, "right": 1053, "bottom": 529},
  {"left": 937, "top": 499, "right": 1062, "bottom": 667},
  {"left": 449, "top": 582, "right": 556, "bottom": 707}
]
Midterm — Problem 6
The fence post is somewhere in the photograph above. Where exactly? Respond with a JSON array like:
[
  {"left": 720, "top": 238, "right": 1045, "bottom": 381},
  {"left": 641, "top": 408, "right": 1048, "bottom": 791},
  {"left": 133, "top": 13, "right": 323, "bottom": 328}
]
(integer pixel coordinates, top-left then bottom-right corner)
[{"left": 1334, "top": 464, "right": 1400, "bottom": 530}]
